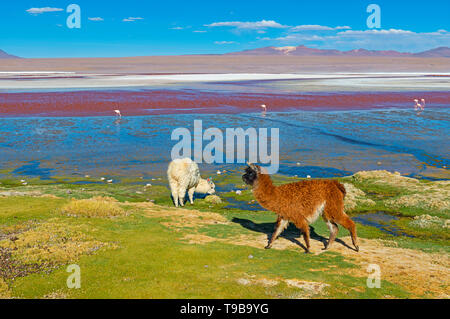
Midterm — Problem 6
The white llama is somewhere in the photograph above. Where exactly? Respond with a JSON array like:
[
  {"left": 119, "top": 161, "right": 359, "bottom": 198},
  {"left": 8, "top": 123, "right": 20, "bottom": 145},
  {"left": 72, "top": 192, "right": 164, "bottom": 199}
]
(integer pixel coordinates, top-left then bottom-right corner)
[{"left": 167, "top": 158, "right": 215, "bottom": 207}]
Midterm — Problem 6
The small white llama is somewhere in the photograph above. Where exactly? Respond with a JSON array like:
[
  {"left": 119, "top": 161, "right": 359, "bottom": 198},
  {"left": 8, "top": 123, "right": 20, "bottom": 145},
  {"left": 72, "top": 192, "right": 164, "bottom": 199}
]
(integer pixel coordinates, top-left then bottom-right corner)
[{"left": 167, "top": 158, "right": 215, "bottom": 207}]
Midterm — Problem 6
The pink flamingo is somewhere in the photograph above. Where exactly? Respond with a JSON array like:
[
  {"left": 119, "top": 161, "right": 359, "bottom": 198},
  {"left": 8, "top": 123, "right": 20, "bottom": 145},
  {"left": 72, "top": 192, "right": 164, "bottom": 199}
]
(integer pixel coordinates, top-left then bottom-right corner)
[
  {"left": 414, "top": 99, "right": 425, "bottom": 111},
  {"left": 420, "top": 98, "right": 426, "bottom": 110}
]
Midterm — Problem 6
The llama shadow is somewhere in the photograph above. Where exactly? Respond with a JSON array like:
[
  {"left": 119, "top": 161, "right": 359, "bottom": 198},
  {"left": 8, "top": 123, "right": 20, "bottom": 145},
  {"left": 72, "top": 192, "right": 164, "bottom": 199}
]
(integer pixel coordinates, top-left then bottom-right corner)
[{"left": 231, "top": 218, "right": 353, "bottom": 252}]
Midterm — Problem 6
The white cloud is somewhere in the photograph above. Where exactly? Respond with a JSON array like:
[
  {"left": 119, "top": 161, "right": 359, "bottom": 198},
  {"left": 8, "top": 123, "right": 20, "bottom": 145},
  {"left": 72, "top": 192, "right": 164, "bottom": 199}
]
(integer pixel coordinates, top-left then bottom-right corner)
[
  {"left": 335, "top": 26, "right": 352, "bottom": 30},
  {"left": 170, "top": 27, "right": 184, "bottom": 30},
  {"left": 203, "top": 16, "right": 448, "bottom": 53},
  {"left": 336, "top": 29, "right": 450, "bottom": 51},
  {"left": 214, "top": 41, "right": 236, "bottom": 44},
  {"left": 292, "top": 25, "right": 333, "bottom": 31},
  {"left": 123, "top": 17, "right": 144, "bottom": 22},
  {"left": 88, "top": 17, "right": 104, "bottom": 21},
  {"left": 26, "top": 7, "right": 63, "bottom": 14},
  {"left": 290, "top": 25, "right": 351, "bottom": 31},
  {"left": 290, "top": 24, "right": 351, "bottom": 32},
  {"left": 193, "top": 30, "right": 207, "bottom": 33},
  {"left": 205, "top": 20, "right": 288, "bottom": 30},
  {"left": 275, "top": 34, "right": 325, "bottom": 41},
  {"left": 268, "top": 28, "right": 450, "bottom": 52},
  {"left": 337, "top": 28, "right": 414, "bottom": 35}
]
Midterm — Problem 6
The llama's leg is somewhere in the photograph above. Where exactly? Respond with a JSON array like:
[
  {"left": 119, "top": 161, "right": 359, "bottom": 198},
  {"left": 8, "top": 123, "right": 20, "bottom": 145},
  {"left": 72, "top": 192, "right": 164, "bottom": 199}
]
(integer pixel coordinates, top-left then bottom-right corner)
[
  {"left": 169, "top": 181, "right": 179, "bottom": 207},
  {"left": 178, "top": 187, "right": 187, "bottom": 207},
  {"left": 294, "top": 217, "right": 311, "bottom": 253},
  {"left": 265, "top": 217, "right": 289, "bottom": 249},
  {"left": 188, "top": 188, "right": 195, "bottom": 204},
  {"left": 335, "top": 213, "right": 359, "bottom": 252},
  {"left": 323, "top": 221, "right": 339, "bottom": 250}
]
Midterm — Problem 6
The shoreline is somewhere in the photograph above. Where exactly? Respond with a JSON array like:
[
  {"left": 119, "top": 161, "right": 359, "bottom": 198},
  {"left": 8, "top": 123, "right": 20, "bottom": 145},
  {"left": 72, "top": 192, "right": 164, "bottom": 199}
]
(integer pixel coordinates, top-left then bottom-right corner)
[{"left": 0, "top": 72, "right": 449, "bottom": 91}]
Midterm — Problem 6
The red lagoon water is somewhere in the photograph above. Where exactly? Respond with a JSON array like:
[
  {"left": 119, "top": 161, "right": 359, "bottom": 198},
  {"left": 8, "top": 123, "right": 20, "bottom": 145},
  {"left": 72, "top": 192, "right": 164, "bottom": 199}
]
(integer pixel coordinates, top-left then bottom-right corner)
[{"left": 1, "top": 90, "right": 449, "bottom": 117}]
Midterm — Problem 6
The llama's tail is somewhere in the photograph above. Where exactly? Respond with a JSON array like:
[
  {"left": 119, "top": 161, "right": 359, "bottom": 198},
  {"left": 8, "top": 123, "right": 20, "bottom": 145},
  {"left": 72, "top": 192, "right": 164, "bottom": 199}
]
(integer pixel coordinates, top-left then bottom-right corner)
[{"left": 333, "top": 181, "right": 346, "bottom": 197}]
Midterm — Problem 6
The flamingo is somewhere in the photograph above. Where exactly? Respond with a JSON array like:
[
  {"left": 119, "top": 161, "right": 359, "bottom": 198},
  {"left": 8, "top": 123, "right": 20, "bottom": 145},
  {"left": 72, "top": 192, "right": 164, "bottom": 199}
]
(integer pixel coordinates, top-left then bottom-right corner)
[
  {"left": 414, "top": 98, "right": 425, "bottom": 111},
  {"left": 414, "top": 99, "right": 420, "bottom": 110},
  {"left": 420, "top": 98, "right": 426, "bottom": 110},
  {"left": 114, "top": 109, "right": 122, "bottom": 117}
]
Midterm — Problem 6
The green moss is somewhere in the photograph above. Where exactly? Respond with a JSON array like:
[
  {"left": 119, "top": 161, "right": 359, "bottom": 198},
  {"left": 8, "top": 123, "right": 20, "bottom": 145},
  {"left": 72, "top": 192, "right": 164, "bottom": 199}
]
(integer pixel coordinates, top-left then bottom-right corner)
[{"left": 0, "top": 171, "right": 447, "bottom": 299}]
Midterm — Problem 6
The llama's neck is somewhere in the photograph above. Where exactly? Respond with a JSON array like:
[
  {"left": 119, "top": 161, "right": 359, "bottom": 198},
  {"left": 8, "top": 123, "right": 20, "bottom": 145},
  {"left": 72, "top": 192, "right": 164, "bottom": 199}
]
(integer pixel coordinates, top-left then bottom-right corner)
[{"left": 253, "top": 174, "right": 277, "bottom": 209}]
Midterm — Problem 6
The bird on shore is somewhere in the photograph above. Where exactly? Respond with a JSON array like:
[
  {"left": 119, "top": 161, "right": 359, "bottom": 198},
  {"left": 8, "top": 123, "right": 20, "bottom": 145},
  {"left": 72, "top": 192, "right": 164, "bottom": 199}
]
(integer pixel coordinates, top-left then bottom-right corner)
[{"left": 114, "top": 110, "right": 122, "bottom": 117}]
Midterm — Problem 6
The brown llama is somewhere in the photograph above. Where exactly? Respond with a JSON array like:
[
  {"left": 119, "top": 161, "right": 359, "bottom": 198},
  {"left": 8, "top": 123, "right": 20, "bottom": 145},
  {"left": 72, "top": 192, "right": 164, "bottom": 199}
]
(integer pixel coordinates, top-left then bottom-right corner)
[{"left": 242, "top": 163, "right": 359, "bottom": 253}]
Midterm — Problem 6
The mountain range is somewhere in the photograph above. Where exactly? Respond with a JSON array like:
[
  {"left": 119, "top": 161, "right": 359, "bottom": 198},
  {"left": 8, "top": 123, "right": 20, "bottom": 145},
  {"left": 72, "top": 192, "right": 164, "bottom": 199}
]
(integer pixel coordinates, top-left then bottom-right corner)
[
  {"left": 1, "top": 46, "right": 450, "bottom": 59},
  {"left": 0, "top": 49, "right": 20, "bottom": 59},
  {"left": 225, "top": 45, "right": 450, "bottom": 58}
]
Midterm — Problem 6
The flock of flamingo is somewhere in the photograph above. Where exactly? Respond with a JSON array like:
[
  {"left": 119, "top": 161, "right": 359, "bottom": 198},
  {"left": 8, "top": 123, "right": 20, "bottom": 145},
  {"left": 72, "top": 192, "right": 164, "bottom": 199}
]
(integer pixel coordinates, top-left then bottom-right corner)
[{"left": 112, "top": 100, "right": 426, "bottom": 118}]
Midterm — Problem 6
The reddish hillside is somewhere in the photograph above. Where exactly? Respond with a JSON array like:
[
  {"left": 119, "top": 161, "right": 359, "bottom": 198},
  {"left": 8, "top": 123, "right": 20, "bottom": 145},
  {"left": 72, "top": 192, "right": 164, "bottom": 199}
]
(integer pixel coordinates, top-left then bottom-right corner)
[{"left": 226, "top": 45, "right": 450, "bottom": 58}]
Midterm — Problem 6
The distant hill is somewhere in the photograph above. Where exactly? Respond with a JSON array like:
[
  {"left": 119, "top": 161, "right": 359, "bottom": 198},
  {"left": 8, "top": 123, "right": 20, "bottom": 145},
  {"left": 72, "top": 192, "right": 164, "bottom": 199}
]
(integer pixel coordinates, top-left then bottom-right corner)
[
  {"left": 413, "top": 47, "right": 450, "bottom": 58},
  {"left": 0, "top": 49, "right": 20, "bottom": 59},
  {"left": 226, "top": 45, "right": 450, "bottom": 58},
  {"left": 1, "top": 46, "right": 448, "bottom": 59}
]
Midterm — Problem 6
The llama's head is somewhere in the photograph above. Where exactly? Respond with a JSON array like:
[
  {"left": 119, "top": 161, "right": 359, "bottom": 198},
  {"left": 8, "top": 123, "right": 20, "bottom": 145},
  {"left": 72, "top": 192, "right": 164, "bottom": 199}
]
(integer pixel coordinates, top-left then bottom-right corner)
[
  {"left": 242, "top": 163, "right": 261, "bottom": 186},
  {"left": 196, "top": 177, "right": 216, "bottom": 194}
]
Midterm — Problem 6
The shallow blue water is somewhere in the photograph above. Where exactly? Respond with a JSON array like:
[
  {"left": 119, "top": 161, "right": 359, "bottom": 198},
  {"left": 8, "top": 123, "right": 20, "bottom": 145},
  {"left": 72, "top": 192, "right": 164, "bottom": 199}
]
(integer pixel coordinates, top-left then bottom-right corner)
[
  {"left": 0, "top": 108, "right": 448, "bottom": 180},
  {"left": 353, "top": 212, "right": 414, "bottom": 238}
]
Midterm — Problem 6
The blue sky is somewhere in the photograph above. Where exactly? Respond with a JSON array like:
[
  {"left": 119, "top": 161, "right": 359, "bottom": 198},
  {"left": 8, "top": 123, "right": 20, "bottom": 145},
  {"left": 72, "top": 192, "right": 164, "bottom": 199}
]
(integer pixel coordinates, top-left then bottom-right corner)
[{"left": 1, "top": 0, "right": 449, "bottom": 58}]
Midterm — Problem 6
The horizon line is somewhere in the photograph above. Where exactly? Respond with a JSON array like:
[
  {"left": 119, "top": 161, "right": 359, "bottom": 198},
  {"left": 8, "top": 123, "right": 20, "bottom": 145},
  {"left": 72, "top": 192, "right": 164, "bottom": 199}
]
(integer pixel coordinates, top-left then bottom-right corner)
[{"left": 1, "top": 45, "right": 449, "bottom": 59}]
